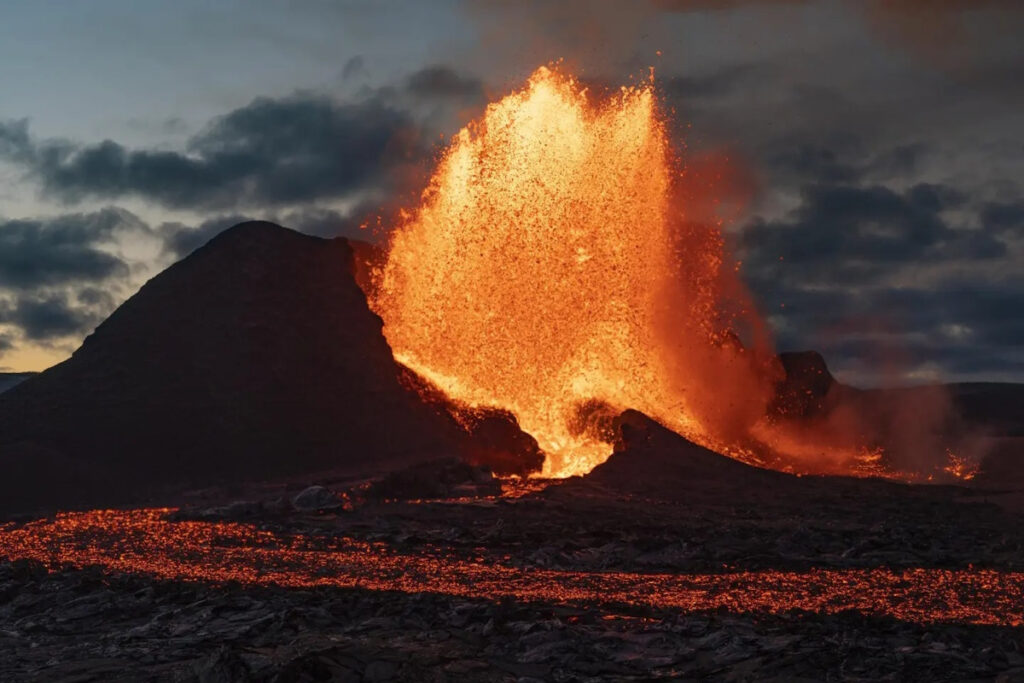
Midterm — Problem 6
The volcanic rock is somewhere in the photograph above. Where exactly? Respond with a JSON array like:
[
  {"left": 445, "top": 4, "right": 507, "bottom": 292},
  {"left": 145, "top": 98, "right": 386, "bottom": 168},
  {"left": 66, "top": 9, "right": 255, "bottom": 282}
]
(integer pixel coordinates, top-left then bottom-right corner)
[
  {"left": 5, "top": 557, "right": 1023, "bottom": 681},
  {"left": 457, "top": 407, "right": 545, "bottom": 476},
  {"left": 0, "top": 221, "right": 537, "bottom": 513},
  {"left": 291, "top": 485, "right": 341, "bottom": 512},
  {"left": 580, "top": 409, "right": 798, "bottom": 501},
  {"left": 363, "top": 457, "right": 501, "bottom": 501},
  {"left": 0, "top": 372, "right": 34, "bottom": 395},
  {"left": 769, "top": 350, "right": 837, "bottom": 419}
]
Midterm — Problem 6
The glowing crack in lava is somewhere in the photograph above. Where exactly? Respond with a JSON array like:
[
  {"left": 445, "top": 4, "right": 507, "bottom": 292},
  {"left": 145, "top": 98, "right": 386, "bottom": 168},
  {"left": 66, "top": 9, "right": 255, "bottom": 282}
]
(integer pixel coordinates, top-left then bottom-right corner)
[
  {"left": 374, "top": 66, "right": 781, "bottom": 477},
  {"left": 2, "top": 509, "right": 1023, "bottom": 627}
]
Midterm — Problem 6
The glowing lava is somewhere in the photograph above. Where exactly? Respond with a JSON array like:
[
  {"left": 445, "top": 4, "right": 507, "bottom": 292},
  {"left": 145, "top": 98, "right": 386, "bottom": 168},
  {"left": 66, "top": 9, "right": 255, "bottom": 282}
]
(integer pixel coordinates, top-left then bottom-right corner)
[
  {"left": 374, "top": 66, "right": 777, "bottom": 477},
  {"left": 1, "top": 508, "right": 1021, "bottom": 627}
]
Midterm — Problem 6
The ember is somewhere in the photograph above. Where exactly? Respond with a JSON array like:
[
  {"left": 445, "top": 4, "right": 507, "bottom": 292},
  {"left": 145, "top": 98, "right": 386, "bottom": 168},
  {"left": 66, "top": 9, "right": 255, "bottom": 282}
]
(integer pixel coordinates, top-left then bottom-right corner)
[
  {"left": 374, "top": 65, "right": 782, "bottom": 478},
  {"left": 944, "top": 451, "right": 981, "bottom": 481},
  {"left": 2, "top": 508, "right": 1022, "bottom": 627},
  {"left": 371, "top": 65, "right": 933, "bottom": 480}
]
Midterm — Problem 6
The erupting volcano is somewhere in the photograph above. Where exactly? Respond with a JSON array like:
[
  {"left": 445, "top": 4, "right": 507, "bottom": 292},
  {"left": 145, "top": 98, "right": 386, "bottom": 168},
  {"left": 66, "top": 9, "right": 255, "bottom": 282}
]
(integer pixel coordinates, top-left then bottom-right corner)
[
  {"left": 375, "top": 66, "right": 837, "bottom": 477},
  {"left": 3, "top": 4, "right": 1023, "bottom": 680}
]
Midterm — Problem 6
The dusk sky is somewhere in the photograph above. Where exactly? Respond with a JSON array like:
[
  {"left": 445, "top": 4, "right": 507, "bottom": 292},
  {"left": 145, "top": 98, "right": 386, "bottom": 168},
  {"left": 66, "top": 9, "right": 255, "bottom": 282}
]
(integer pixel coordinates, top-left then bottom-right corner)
[{"left": 1, "top": 0, "right": 1021, "bottom": 384}]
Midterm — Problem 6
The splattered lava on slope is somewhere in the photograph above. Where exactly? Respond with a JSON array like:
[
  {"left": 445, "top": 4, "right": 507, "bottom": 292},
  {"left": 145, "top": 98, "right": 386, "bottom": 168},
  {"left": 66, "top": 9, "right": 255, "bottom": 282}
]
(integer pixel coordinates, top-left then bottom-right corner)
[{"left": 372, "top": 66, "right": 872, "bottom": 477}]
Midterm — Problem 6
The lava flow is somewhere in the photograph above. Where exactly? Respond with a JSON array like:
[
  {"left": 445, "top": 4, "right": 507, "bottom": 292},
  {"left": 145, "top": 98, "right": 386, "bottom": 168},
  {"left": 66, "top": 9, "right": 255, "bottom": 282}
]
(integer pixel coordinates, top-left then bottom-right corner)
[
  {"left": 1, "top": 508, "right": 1022, "bottom": 627},
  {"left": 374, "top": 66, "right": 781, "bottom": 478}
]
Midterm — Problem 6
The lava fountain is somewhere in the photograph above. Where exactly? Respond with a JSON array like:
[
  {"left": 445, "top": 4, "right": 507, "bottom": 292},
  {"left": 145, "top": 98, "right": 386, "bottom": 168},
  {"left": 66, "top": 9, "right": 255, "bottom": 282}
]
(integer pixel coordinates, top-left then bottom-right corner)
[{"left": 373, "top": 65, "right": 785, "bottom": 477}]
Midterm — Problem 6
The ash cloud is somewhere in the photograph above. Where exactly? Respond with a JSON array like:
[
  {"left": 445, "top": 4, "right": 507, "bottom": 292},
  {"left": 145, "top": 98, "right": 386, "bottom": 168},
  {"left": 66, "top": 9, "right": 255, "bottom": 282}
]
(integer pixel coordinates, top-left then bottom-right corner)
[{"left": 0, "top": 293, "right": 103, "bottom": 342}]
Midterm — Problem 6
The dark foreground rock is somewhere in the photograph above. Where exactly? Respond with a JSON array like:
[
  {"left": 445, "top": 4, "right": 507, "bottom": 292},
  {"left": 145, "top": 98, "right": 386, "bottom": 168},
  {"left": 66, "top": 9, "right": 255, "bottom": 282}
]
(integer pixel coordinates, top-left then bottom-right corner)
[
  {"left": 0, "top": 372, "right": 34, "bottom": 395},
  {"left": 3, "top": 454, "right": 1024, "bottom": 682},
  {"left": 582, "top": 409, "right": 799, "bottom": 501},
  {"left": 1, "top": 560, "right": 1022, "bottom": 683}
]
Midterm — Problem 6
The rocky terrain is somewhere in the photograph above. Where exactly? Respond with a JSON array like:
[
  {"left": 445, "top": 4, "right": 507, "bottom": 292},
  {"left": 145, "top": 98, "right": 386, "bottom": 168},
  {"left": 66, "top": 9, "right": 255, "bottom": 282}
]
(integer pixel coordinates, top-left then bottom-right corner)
[
  {"left": 4, "top": 557, "right": 1024, "bottom": 683},
  {"left": 3, "top": 417, "right": 1024, "bottom": 681},
  {"left": 2, "top": 222, "right": 1023, "bottom": 680}
]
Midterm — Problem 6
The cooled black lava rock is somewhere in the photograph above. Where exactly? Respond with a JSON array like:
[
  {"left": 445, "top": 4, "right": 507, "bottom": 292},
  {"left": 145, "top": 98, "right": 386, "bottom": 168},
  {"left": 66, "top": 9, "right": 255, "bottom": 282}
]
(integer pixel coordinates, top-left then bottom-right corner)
[
  {"left": 580, "top": 409, "right": 798, "bottom": 501},
  {"left": 769, "top": 350, "right": 837, "bottom": 419}
]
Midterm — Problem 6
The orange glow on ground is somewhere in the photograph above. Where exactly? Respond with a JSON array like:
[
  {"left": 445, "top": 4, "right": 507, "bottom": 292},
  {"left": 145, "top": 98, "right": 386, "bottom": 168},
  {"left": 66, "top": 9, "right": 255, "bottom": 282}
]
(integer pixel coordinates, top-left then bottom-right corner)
[{"left": 2, "top": 508, "right": 1022, "bottom": 627}]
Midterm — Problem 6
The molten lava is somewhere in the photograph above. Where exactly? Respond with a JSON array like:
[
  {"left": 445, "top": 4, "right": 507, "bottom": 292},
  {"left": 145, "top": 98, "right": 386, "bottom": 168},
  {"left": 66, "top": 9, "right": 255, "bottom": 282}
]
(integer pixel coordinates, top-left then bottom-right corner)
[
  {"left": 374, "top": 66, "right": 779, "bottom": 477},
  {"left": 2, "top": 508, "right": 1021, "bottom": 627}
]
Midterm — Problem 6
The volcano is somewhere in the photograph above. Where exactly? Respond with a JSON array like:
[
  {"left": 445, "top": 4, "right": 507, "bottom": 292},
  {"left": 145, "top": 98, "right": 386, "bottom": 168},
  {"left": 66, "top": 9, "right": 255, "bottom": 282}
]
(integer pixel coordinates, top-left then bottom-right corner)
[{"left": 0, "top": 221, "right": 540, "bottom": 513}]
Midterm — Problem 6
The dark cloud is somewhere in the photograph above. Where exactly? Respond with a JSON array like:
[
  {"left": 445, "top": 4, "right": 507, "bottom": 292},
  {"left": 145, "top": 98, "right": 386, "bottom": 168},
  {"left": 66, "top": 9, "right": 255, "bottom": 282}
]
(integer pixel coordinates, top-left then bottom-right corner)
[
  {"left": 405, "top": 66, "right": 485, "bottom": 101},
  {"left": 0, "top": 200, "right": 379, "bottom": 351},
  {"left": 282, "top": 206, "right": 366, "bottom": 239},
  {"left": 0, "top": 118, "right": 34, "bottom": 163},
  {"left": 0, "top": 208, "right": 148, "bottom": 347},
  {"left": 0, "top": 208, "right": 140, "bottom": 289},
  {"left": 0, "top": 293, "right": 102, "bottom": 341},
  {"left": 981, "top": 201, "right": 1024, "bottom": 236},
  {"left": 813, "top": 280, "right": 1024, "bottom": 380},
  {"left": 766, "top": 144, "right": 863, "bottom": 185},
  {"left": 738, "top": 178, "right": 1021, "bottom": 382},
  {"left": 662, "top": 64, "right": 769, "bottom": 101},
  {"left": 341, "top": 56, "right": 366, "bottom": 81},
  {"left": 2, "top": 94, "right": 419, "bottom": 210},
  {"left": 75, "top": 286, "right": 117, "bottom": 310},
  {"left": 740, "top": 182, "right": 995, "bottom": 279},
  {"left": 864, "top": 144, "right": 928, "bottom": 181},
  {"left": 1, "top": 64, "right": 492, "bottom": 212}
]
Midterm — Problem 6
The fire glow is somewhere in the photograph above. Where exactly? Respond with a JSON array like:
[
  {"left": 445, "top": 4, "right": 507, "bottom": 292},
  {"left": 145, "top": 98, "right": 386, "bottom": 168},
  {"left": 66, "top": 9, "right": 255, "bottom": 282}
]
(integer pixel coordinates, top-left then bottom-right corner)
[
  {"left": 372, "top": 65, "right": 906, "bottom": 478},
  {"left": 2, "top": 508, "right": 1022, "bottom": 627},
  {"left": 374, "top": 66, "right": 784, "bottom": 478}
]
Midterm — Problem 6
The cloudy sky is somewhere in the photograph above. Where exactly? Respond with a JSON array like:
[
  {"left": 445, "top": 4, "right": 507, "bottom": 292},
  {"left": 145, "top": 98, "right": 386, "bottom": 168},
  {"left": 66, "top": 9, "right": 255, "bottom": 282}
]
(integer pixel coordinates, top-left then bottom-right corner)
[{"left": 0, "top": 0, "right": 1021, "bottom": 384}]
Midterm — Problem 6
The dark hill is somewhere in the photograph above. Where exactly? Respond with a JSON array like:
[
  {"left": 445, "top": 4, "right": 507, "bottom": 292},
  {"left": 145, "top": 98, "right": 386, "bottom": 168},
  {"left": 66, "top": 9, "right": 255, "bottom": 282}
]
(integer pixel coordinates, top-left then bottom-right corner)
[
  {"left": 0, "top": 222, "right": 537, "bottom": 513},
  {"left": 578, "top": 409, "right": 799, "bottom": 501},
  {"left": 0, "top": 373, "right": 35, "bottom": 395},
  {"left": 572, "top": 410, "right": 960, "bottom": 516},
  {"left": 770, "top": 351, "right": 837, "bottom": 419}
]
